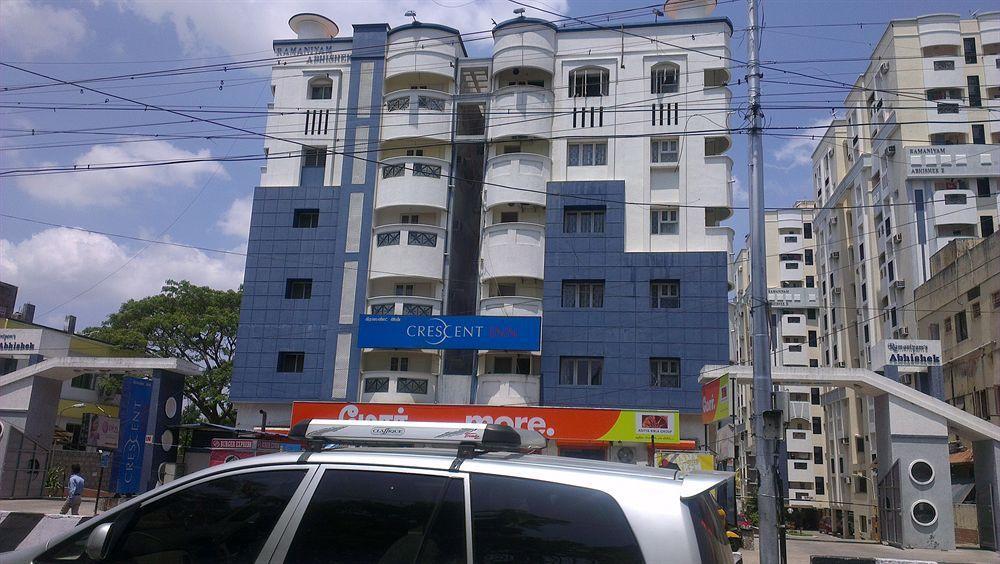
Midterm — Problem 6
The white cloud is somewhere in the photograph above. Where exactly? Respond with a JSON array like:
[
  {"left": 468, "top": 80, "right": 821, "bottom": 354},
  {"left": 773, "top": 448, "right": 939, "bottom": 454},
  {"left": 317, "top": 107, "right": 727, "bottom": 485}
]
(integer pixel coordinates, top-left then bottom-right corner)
[
  {"left": 0, "top": 227, "right": 245, "bottom": 328},
  {"left": 218, "top": 195, "right": 252, "bottom": 238},
  {"left": 731, "top": 177, "right": 747, "bottom": 204},
  {"left": 771, "top": 117, "right": 834, "bottom": 169},
  {"left": 0, "top": 1, "right": 89, "bottom": 59},
  {"left": 115, "top": 0, "right": 568, "bottom": 57},
  {"left": 15, "top": 141, "right": 226, "bottom": 206}
]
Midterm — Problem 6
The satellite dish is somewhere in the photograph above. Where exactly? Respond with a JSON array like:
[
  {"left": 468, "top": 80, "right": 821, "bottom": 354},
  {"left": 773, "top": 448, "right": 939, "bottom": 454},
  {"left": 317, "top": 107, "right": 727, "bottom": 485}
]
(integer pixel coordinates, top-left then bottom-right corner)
[
  {"left": 288, "top": 13, "right": 339, "bottom": 39},
  {"left": 663, "top": 0, "right": 717, "bottom": 20}
]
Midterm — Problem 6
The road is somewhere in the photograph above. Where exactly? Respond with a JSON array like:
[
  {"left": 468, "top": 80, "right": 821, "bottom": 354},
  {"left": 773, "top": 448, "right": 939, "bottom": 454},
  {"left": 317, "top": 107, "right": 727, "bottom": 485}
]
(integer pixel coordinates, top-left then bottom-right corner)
[{"left": 738, "top": 533, "right": 1000, "bottom": 564}]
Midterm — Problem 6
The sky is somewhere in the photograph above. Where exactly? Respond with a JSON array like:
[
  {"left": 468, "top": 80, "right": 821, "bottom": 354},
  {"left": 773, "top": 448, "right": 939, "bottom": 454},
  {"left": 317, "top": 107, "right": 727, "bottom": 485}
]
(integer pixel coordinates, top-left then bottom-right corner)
[{"left": 0, "top": 0, "right": 994, "bottom": 329}]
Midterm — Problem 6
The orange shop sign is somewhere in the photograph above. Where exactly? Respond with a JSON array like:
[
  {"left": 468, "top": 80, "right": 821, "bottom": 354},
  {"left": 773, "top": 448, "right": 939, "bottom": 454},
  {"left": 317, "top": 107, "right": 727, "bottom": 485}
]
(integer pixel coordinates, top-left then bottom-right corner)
[
  {"left": 291, "top": 402, "right": 681, "bottom": 444},
  {"left": 701, "top": 374, "right": 731, "bottom": 424}
]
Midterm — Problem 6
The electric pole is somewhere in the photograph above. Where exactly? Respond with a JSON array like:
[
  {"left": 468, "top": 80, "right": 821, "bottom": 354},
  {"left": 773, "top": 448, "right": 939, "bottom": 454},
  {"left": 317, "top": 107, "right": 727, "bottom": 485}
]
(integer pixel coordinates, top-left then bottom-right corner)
[{"left": 746, "top": 0, "right": 781, "bottom": 562}]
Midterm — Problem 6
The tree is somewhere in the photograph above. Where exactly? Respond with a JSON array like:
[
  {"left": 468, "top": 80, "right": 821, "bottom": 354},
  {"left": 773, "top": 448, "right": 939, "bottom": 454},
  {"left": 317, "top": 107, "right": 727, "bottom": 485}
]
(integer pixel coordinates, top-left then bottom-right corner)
[{"left": 84, "top": 280, "right": 241, "bottom": 425}]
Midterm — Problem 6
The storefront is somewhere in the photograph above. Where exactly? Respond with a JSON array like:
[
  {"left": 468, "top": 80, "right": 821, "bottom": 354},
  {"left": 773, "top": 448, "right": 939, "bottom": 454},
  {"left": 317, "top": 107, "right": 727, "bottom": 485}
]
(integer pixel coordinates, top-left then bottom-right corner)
[{"left": 290, "top": 402, "right": 700, "bottom": 464}]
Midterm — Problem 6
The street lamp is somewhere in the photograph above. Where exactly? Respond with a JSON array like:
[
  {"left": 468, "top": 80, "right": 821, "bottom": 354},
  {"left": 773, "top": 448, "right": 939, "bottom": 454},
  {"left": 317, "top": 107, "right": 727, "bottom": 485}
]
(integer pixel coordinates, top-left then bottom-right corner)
[{"left": 58, "top": 402, "right": 110, "bottom": 417}]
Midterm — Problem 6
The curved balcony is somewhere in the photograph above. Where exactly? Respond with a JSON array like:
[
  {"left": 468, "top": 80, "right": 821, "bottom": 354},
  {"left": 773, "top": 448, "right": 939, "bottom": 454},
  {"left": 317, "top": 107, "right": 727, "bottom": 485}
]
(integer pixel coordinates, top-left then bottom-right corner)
[
  {"left": 780, "top": 259, "right": 803, "bottom": 283},
  {"left": 385, "top": 25, "right": 462, "bottom": 82},
  {"left": 359, "top": 371, "right": 437, "bottom": 404},
  {"left": 480, "top": 296, "right": 543, "bottom": 317},
  {"left": 367, "top": 295, "right": 442, "bottom": 316},
  {"left": 924, "top": 100, "right": 968, "bottom": 136},
  {"left": 779, "top": 234, "right": 803, "bottom": 255},
  {"left": 492, "top": 19, "right": 557, "bottom": 76},
  {"left": 781, "top": 315, "right": 808, "bottom": 338},
  {"left": 370, "top": 224, "right": 446, "bottom": 281},
  {"left": 484, "top": 152, "right": 551, "bottom": 208},
  {"left": 985, "top": 58, "right": 1000, "bottom": 97},
  {"left": 782, "top": 345, "right": 809, "bottom": 368},
  {"left": 489, "top": 86, "right": 554, "bottom": 139},
  {"left": 704, "top": 225, "right": 734, "bottom": 254},
  {"left": 480, "top": 223, "right": 544, "bottom": 281},
  {"left": 381, "top": 90, "right": 452, "bottom": 142},
  {"left": 916, "top": 14, "right": 961, "bottom": 51},
  {"left": 376, "top": 157, "right": 450, "bottom": 211},
  {"left": 693, "top": 155, "right": 733, "bottom": 209},
  {"left": 929, "top": 189, "right": 978, "bottom": 227},
  {"left": 922, "top": 57, "right": 964, "bottom": 89},
  {"left": 475, "top": 373, "right": 540, "bottom": 406}
]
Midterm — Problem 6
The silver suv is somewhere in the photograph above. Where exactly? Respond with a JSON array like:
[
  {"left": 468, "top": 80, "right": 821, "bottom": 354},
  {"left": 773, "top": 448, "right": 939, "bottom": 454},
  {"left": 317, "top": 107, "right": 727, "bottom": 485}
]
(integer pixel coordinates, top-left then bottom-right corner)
[{"left": 6, "top": 420, "right": 735, "bottom": 563}]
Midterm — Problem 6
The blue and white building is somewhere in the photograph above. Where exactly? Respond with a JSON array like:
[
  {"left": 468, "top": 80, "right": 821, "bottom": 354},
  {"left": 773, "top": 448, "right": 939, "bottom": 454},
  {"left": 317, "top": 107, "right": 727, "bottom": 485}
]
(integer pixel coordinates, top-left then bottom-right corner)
[{"left": 231, "top": 10, "right": 735, "bottom": 444}]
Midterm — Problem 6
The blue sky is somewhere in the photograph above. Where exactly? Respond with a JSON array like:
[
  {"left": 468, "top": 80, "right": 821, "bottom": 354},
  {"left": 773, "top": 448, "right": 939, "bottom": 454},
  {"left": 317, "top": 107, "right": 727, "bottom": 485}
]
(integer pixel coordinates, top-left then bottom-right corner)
[{"left": 0, "top": 0, "right": 993, "bottom": 328}]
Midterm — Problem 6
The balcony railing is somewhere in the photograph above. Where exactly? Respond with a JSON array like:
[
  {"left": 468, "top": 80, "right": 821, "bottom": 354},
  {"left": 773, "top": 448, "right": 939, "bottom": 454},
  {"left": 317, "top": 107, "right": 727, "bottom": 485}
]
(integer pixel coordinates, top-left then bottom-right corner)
[
  {"left": 484, "top": 152, "right": 551, "bottom": 208},
  {"left": 381, "top": 90, "right": 452, "bottom": 141},
  {"left": 481, "top": 223, "right": 545, "bottom": 280},
  {"left": 371, "top": 224, "right": 446, "bottom": 281},
  {"left": 376, "top": 156, "right": 450, "bottom": 210}
]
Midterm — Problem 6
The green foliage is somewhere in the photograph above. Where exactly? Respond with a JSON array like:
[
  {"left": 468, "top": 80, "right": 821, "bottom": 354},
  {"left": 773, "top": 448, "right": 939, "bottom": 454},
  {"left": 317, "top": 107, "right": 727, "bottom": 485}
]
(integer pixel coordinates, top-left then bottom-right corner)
[{"left": 84, "top": 280, "right": 241, "bottom": 425}]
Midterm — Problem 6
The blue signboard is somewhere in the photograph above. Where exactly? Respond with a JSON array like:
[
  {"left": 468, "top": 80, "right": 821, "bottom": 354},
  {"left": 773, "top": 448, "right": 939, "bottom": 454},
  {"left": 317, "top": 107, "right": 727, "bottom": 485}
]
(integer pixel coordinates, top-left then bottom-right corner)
[
  {"left": 112, "top": 377, "right": 151, "bottom": 495},
  {"left": 358, "top": 315, "right": 541, "bottom": 351}
]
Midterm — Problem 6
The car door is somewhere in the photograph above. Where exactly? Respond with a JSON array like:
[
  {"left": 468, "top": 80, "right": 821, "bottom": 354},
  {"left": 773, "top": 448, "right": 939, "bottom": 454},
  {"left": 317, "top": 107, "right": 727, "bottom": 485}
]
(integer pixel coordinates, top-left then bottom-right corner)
[
  {"left": 266, "top": 465, "right": 470, "bottom": 563},
  {"left": 32, "top": 465, "right": 315, "bottom": 564}
]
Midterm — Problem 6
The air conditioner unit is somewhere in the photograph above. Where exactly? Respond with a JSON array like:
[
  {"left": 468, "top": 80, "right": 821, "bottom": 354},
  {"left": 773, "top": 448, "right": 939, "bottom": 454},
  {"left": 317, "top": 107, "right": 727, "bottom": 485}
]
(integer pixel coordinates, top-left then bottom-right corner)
[
  {"left": 835, "top": 361, "right": 847, "bottom": 368},
  {"left": 830, "top": 251, "right": 841, "bottom": 260},
  {"left": 900, "top": 373, "right": 913, "bottom": 385},
  {"left": 879, "top": 62, "right": 890, "bottom": 75},
  {"left": 831, "top": 216, "right": 839, "bottom": 226},
  {"left": 898, "top": 326, "right": 910, "bottom": 337},
  {"left": 892, "top": 232, "right": 903, "bottom": 244},
  {"left": 827, "top": 147, "right": 835, "bottom": 157},
  {"left": 844, "top": 476, "right": 853, "bottom": 484},
  {"left": 840, "top": 437, "right": 850, "bottom": 444},
  {"left": 833, "top": 287, "right": 842, "bottom": 295},
  {"left": 893, "top": 280, "right": 906, "bottom": 290},
  {"left": 614, "top": 446, "right": 637, "bottom": 464},
  {"left": 884, "top": 145, "right": 896, "bottom": 157}
]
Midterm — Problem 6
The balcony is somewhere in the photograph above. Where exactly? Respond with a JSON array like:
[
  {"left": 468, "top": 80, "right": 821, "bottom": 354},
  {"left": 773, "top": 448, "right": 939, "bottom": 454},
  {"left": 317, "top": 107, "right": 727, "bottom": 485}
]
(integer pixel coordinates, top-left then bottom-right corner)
[
  {"left": 782, "top": 345, "right": 809, "bottom": 367},
  {"left": 480, "top": 296, "right": 543, "bottom": 317},
  {"left": 786, "top": 428, "right": 813, "bottom": 454},
  {"left": 922, "top": 57, "right": 964, "bottom": 89},
  {"left": 704, "top": 225, "right": 734, "bottom": 253},
  {"left": 924, "top": 100, "right": 968, "bottom": 136},
  {"left": 778, "top": 233, "right": 802, "bottom": 255},
  {"left": 789, "top": 487, "right": 817, "bottom": 507},
  {"left": 367, "top": 295, "right": 442, "bottom": 316},
  {"left": 779, "top": 259, "right": 803, "bottom": 282},
  {"left": 359, "top": 371, "right": 437, "bottom": 404},
  {"left": 370, "top": 224, "right": 446, "bottom": 281},
  {"left": 781, "top": 315, "right": 808, "bottom": 337},
  {"left": 916, "top": 14, "right": 961, "bottom": 52},
  {"left": 986, "top": 59, "right": 1000, "bottom": 100},
  {"left": 381, "top": 90, "right": 452, "bottom": 142},
  {"left": 475, "top": 373, "right": 541, "bottom": 406},
  {"left": 786, "top": 399, "right": 812, "bottom": 422},
  {"left": 376, "top": 157, "right": 450, "bottom": 211},
  {"left": 385, "top": 26, "right": 462, "bottom": 82},
  {"left": 489, "top": 86, "right": 554, "bottom": 139},
  {"left": 787, "top": 460, "right": 815, "bottom": 484},
  {"left": 928, "top": 189, "right": 978, "bottom": 228},
  {"left": 484, "top": 152, "right": 551, "bottom": 208},
  {"left": 492, "top": 19, "right": 557, "bottom": 76},
  {"left": 693, "top": 155, "right": 733, "bottom": 209},
  {"left": 480, "top": 223, "right": 545, "bottom": 280}
]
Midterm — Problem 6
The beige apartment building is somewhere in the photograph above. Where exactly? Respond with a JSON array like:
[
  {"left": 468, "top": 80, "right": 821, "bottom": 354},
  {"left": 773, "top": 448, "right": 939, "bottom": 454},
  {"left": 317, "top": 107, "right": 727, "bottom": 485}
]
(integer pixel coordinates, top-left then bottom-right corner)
[
  {"left": 915, "top": 233, "right": 1000, "bottom": 429},
  {"left": 807, "top": 12, "right": 1000, "bottom": 541},
  {"left": 731, "top": 203, "right": 830, "bottom": 522}
]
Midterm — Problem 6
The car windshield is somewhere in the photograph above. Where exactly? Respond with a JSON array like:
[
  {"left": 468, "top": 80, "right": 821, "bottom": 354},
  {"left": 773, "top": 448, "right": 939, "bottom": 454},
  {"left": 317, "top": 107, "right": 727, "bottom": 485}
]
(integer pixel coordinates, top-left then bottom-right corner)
[{"left": 687, "top": 493, "right": 732, "bottom": 564}]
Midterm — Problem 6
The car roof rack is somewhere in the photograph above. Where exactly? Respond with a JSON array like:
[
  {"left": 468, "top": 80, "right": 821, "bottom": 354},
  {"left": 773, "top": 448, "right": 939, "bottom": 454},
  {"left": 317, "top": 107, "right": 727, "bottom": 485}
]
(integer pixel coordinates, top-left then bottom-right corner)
[{"left": 288, "top": 419, "right": 547, "bottom": 458}]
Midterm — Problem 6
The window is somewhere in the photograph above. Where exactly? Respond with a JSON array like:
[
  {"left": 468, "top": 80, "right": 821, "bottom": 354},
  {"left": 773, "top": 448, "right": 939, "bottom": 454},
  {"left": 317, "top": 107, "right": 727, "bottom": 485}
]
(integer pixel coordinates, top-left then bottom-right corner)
[
  {"left": 394, "top": 284, "right": 415, "bottom": 296},
  {"left": 945, "top": 317, "right": 952, "bottom": 332},
  {"left": 562, "top": 281, "right": 604, "bottom": 308},
  {"left": 808, "top": 331, "right": 818, "bottom": 348},
  {"left": 969, "top": 286, "right": 980, "bottom": 301},
  {"left": 651, "top": 208, "right": 679, "bottom": 235},
  {"left": 812, "top": 417, "right": 822, "bottom": 435},
  {"left": 309, "top": 78, "right": 333, "bottom": 100},
  {"left": 972, "top": 123, "right": 986, "bottom": 144},
  {"left": 651, "top": 280, "right": 681, "bottom": 309},
  {"left": 302, "top": 146, "right": 327, "bottom": 168},
  {"left": 287, "top": 470, "right": 465, "bottom": 564},
  {"left": 932, "top": 60, "right": 955, "bottom": 71},
  {"left": 977, "top": 177, "right": 992, "bottom": 197},
  {"left": 408, "top": 231, "right": 438, "bottom": 247},
  {"left": 397, "top": 377, "right": 428, "bottom": 394},
  {"left": 563, "top": 207, "right": 606, "bottom": 233},
  {"left": 53, "top": 470, "right": 307, "bottom": 564},
  {"left": 856, "top": 476, "right": 868, "bottom": 494},
  {"left": 560, "top": 357, "right": 603, "bottom": 385},
  {"left": 568, "top": 141, "right": 608, "bottom": 166},
  {"left": 968, "top": 77, "right": 982, "bottom": 108},
  {"left": 293, "top": 209, "right": 319, "bottom": 228},
  {"left": 806, "top": 276, "right": 815, "bottom": 288},
  {"left": 277, "top": 352, "right": 305, "bottom": 372},
  {"left": 813, "top": 446, "right": 823, "bottom": 464},
  {"left": 496, "top": 283, "right": 516, "bottom": 297},
  {"left": 402, "top": 303, "right": 432, "bottom": 316},
  {"left": 70, "top": 373, "right": 97, "bottom": 390},
  {"left": 993, "top": 291, "right": 1000, "bottom": 309},
  {"left": 861, "top": 283, "right": 868, "bottom": 301},
  {"left": 964, "top": 37, "right": 977, "bottom": 64},
  {"left": 363, "top": 377, "right": 389, "bottom": 393},
  {"left": 815, "top": 477, "right": 825, "bottom": 496},
  {"left": 811, "top": 387, "right": 821, "bottom": 405},
  {"left": 856, "top": 436, "right": 865, "bottom": 454},
  {"left": 499, "top": 211, "right": 519, "bottom": 223},
  {"left": 785, "top": 262, "right": 799, "bottom": 270},
  {"left": 390, "top": 357, "right": 409, "bottom": 372},
  {"left": 859, "top": 243, "right": 865, "bottom": 261},
  {"left": 807, "top": 309, "right": 817, "bottom": 320},
  {"left": 804, "top": 249, "right": 814, "bottom": 265},
  {"left": 650, "top": 357, "right": 681, "bottom": 387},
  {"left": 650, "top": 62, "right": 679, "bottom": 94},
  {"left": 471, "top": 474, "right": 642, "bottom": 564},
  {"left": 285, "top": 278, "right": 312, "bottom": 299},
  {"left": 955, "top": 310, "right": 969, "bottom": 342},
  {"left": 399, "top": 214, "right": 419, "bottom": 225},
  {"left": 688, "top": 493, "right": 734, "bottom": 564},
  {"left": 651, "top": 138, "right": 679, "bottom": 163},
  {"left": 569, "top": 67, "right": 609, "bottom": 97},
  {"left": 803, "top": 222, "right": 812, "bottom": 239}
]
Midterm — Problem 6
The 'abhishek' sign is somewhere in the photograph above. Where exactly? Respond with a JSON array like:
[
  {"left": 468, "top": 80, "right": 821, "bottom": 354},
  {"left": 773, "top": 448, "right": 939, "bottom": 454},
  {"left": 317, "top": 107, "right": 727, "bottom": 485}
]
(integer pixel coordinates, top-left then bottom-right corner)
[{"left": 358, "top": 315, "right": 541, "bottom": 350}]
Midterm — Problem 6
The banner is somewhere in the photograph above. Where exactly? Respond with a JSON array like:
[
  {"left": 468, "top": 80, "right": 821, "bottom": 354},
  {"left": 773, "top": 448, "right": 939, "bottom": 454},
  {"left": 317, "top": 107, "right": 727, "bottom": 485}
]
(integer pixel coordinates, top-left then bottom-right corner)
[
  {"left": 113, "top": 377, "right": 151, "bottom": 494},
  {"left": 358, "top": 315, "right": 541, "bottom": 351},
  {"left": 209, "top": 438, "right": 282, "bottom": 466},
  {"left": 88, "top": 415, "right": 119, "bottom": 450},
  {"left": 655, "top": 451, "right": 715, "bottom": 472},
  {"left": 292, "top": 402, "right": 680, "bottom": 444},
  {"left": 701, "top": 374, "right": 731, "bottom": 424}
]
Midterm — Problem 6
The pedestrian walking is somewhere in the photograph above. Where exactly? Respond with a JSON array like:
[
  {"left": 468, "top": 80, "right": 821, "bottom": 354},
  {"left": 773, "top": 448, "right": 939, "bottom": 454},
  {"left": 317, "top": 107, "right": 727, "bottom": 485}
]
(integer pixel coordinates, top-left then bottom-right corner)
[{"left": 60, "top": 464, "right": 85, "bottom": 515}]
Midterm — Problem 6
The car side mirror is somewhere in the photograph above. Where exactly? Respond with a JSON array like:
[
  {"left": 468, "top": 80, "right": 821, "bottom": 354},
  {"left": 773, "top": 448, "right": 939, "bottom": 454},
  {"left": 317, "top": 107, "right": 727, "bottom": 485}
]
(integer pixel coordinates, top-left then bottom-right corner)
[{"left": 85, "top": 523, "right": 113, "bottom": 561}]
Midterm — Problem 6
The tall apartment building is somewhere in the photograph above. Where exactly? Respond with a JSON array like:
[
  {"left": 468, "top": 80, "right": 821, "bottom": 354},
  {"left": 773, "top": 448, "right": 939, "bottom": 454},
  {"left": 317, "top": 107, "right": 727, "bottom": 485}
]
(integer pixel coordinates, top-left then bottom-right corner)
[
  {"left": 809, "top": 12, "right": 1000, "bottom": 541},
  {"left": 231, "top": 11, "right": 735, "bottom": 454},
  {"left": 730, "top": 202, "right": 829, "bottom": 522}
]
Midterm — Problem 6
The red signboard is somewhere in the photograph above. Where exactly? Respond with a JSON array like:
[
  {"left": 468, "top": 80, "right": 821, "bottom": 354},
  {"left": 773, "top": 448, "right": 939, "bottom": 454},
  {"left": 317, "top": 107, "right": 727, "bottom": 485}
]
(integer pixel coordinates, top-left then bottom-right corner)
[{"left": 209, "top": 438, "right": 281, "bottom": 466}]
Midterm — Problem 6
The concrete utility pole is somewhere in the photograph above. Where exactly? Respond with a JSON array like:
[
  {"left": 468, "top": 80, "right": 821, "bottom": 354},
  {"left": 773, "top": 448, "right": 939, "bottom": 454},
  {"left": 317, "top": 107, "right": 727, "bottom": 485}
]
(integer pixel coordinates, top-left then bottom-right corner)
[{"left": 745, "top": 0, "right": 781, "bottom": 562}]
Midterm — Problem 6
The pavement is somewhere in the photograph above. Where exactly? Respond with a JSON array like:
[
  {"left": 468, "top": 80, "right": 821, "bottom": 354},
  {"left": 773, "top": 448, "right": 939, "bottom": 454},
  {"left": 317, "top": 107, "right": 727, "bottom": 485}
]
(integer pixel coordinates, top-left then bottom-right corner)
[
  {"left": 0, "top": 498, "right": 97, "bottom": 517},
  {"left": 738, "top": 532, "right": 1000, "bottom": 564}
]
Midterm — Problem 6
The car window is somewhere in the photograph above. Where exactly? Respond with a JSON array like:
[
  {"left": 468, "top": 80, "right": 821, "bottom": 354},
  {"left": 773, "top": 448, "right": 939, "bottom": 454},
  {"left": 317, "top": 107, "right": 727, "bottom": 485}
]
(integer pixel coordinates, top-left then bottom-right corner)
[
  {"left": 470, "top": 474, "right": 644, "bottom": 564},
  {"left": 687, "top": 493, "right": 732, "bottom": 564},
  {"left": 285, "top": 470, "right": 466, "bottom": 564}
]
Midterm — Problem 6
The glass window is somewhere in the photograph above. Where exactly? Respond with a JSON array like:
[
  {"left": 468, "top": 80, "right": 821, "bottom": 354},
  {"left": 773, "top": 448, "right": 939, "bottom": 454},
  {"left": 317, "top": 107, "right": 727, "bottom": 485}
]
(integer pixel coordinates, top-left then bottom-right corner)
[
  {"left": 395, "top": 284, "right": 415, "bottom": 296},
  {"left": 286, "top": 471, "right": 466, "bottom": 564},
  {"left": 70, "top": 373, "right": 97, "bottom": 390},
  {"left": 650, "top": 62, "right": 680, "bottom": 94},
  {"left": 285, "top": 278, "right": 313, "bottom": 299},
  {"left": 302, "top": 146, "right": 327, "bottom": 168},
  {"left": 493, "top": 357, "right": 513, "bottom": 374},
  {"left": 650, "top": 357, "right": 681, "bottom": 387},
  {"left": 293, "top": 209, "right": 320, "bottom": 228},
  {"left": 561, "top": 282, "right": 604, "bottom": 308},
  {"left": 955, "top": 311, "right": 969, "bottom": 342},
  {"left": 559, "top": 357, "right": 603, "bottom": 385},
  {"left": 651, "top": 138, "right": 679, "bottom": 163},
  {"left": 569, "top": 67, "right": 609, "bottom": 97},
  {"left": 101, "top": 470, "right": 303, "bottom": 563},
  {"left": 964, "top": 37, "right": 977, "bottom": 64},
  {"left": 651, "top": 280, "right": 680, "bottom": 309},
  {"left": 390, "top": 357, "right": 409, "bottom": 372},
  {"left": 471, "top": 474, "right": 642, "bottom": 564},
  {"left": 309, "top": 78, "right": 333, "bottom": 100},
  {"left": 812, "top": 416, "right": 822, "bottom": 434},
  {"left": 687, "top": 493, "right": 732, "bottom": 564},
  {"left": 651, "top": 208, "right": 680, "bottom": 235},
  {"left": 563, "top": 208, "right": 605, "bottom": 233},
  {"left": 568, "top": 142, "right": 608, "bottom": 166},
  {"left": 277, "top": 352, "right": 305, "bottom": 373}
]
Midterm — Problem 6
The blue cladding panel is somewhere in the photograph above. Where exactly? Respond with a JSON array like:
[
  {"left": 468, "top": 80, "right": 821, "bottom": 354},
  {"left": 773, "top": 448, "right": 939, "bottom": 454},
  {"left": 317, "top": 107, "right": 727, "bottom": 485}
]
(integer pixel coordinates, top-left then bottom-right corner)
[{"left": 542, "top": 180, "right": 729, "bottom": 413}]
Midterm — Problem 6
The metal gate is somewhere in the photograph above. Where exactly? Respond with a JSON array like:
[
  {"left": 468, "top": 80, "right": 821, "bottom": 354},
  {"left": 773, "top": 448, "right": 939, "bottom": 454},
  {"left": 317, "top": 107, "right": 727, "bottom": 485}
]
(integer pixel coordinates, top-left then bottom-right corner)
[
  {"left": 978, "top": 480, "right": 997, "bottom": 550},
  {"left": 0, "top": 423, "right": 51, "bottom": 499},
  {"left": 878, "top": 461, "right": 902, "bottom": 546}
]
